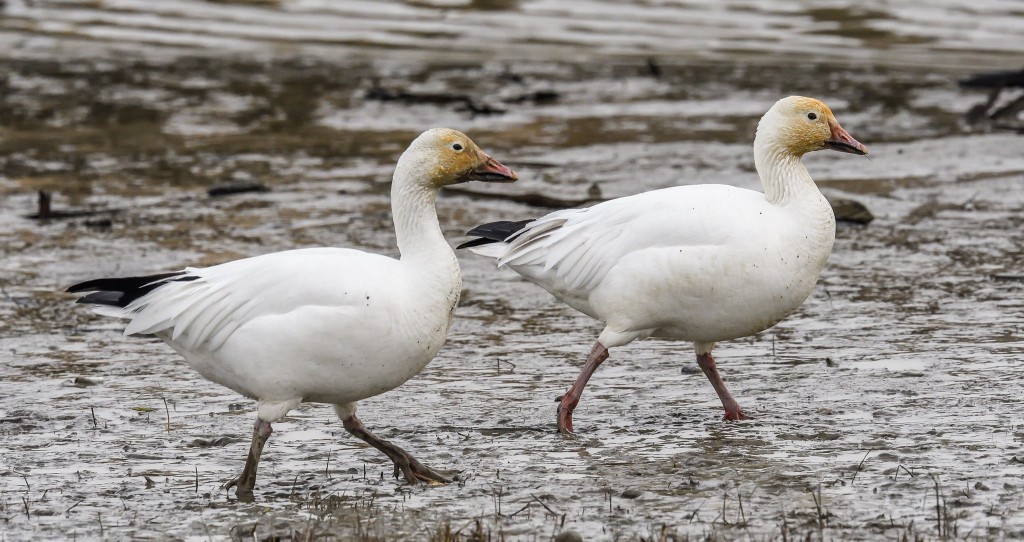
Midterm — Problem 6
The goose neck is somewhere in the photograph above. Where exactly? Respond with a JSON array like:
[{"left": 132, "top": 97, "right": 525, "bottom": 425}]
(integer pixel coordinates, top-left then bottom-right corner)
[
  {"left": 754, "top": 141, "right": 819, "bottom": 206},
  {"left": 391, "top": 173, "right": 456, "bottom": 271}
]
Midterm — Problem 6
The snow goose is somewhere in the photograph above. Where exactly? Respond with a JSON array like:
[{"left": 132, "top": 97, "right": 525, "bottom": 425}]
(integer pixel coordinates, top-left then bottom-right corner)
[
  {"left": 459, "top": 96, "right": 866, "bottom": 432},
  {"left": 67, "top": 128, "right": 518, "bottom": 499}
]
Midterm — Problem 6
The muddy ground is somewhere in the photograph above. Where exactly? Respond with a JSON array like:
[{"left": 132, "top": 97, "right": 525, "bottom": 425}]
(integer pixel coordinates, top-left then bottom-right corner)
[{"left": 1, "top": 1, "right": 1023, "bottom": 540}]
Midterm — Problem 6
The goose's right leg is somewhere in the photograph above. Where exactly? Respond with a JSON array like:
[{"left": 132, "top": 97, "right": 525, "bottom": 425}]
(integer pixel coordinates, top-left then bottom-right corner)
[
  {"left": 556, "top": 341, "right": 610, "bottom": 434},
  {"left": 695, "top": 351, "right": 749, "bottom": 421},
  {"left": 335, "top": 403, "right": 450, "bottom": 484}
]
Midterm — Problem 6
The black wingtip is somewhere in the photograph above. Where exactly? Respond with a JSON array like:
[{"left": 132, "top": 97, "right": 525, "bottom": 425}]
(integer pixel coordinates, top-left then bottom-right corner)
[
  {"left": 464, "top": 219, "right": 533, "bottom": 239},
  {"left": 67, "top": 271, "right": 196, "bottom": 308},
  {"left": 456, "top": 237, "right": 497, "bottom": 250},
  {"left": 66, "top": 280, "right": 96, "bottom": 294},
  {"left": 66, "top": 271, "right": 188, "bottom": 294},
  {"left": 76, "top": 291, "right": 126, "bottom": 307},
  {"left": 458, "top": 219, "right": 534, "bottom": 250}
]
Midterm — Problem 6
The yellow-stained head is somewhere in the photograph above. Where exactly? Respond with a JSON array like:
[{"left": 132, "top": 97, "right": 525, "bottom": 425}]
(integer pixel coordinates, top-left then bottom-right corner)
[
  {"left": 401, "top": 128, "right": 518, "bottom": 188},
  {"left": 759, "top": 96, "right": 867, "bottom": 157}
]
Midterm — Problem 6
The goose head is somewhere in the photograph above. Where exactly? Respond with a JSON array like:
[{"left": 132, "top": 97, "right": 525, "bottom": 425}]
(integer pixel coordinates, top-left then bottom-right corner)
[
  {"left": 758, "top": 96, "right": 868, "bottom": 157},
  {"left": 401, "top": 128, "right": 518, "bottom": 188}
]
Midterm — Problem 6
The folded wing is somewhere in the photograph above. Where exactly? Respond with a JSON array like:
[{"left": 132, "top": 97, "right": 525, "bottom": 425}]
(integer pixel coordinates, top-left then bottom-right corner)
[
  {"left": 468, "top": 185, "right": 766, "bottom": 303},
  {"left": 68, "top": 247, "right": 395, "bottom": 352}
]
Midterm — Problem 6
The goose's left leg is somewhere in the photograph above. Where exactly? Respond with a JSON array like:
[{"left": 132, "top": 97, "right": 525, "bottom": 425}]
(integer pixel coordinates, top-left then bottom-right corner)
[
  {"left": 335, "top": 403, "right": 450, "bottom": 484},
  {"left": 222, "top": 399, "right": 299, "bottom": 501},
  {"left": 222, "top": 417, "right": 273, "bottom": 502},
  {"left": 694, "top": 347, "right": 749, "bottom": 421}
]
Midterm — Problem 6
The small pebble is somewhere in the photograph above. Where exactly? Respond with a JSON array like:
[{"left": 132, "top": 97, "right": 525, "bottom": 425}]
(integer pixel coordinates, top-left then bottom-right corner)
[
  {"left": 208, "top": 179, "right": 269, "bottom": 197},
  {"left": 126, "top": 452, "right": 164, "bottom": 460},
  {"left": 188, "top": 436, "right": 237, "bottom": 448},
  {"left": 974, "top": 481, "right": 990, "bottom": 491},
  {"left": 621, "top": 487, "right": 643, "bottom": 499},
  {"left": 554, "top": 529, "right": 583, "bottom": 542},
  {"left": 84, "top": 218, "right": 113, "bottom": 229},
  {"left": 62, "top": 376, "right": 103, "bottom": 387}
]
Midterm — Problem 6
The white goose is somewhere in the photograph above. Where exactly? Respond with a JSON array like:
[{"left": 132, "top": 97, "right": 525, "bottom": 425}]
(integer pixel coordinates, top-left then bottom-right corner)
[
  {"left": 68, "top": 128, "right": 517, "bottom": 499},
  {"left": 460, "top": 97, "right": 866, "bottom": 432}
]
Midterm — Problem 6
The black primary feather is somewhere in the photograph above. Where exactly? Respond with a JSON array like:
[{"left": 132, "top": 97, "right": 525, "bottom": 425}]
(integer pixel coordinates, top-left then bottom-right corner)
[
  {"left": 456, "top": 219, "right": 533, "bottom": 250},
  {"left": 67, "top": 271, "right": 198, "bottom": 308},
  {"left": 77, "top": 291, "right": 127, "bottom": 306}
]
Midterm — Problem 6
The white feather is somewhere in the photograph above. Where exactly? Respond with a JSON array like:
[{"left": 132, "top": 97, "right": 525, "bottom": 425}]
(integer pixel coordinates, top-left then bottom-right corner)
[
  {"left": 71, "top": 128, "right": 498, "bottom": 424},
  {"left": 470, "top": 97, "right": 848, "bottom": 349}
]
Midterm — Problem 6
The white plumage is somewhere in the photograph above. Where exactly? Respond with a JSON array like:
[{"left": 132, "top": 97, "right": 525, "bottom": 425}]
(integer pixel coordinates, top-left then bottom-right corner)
[
  {"left": 69, "top": 128, "right": 517, "bottom": 499},
  {"left": 117, "top": 248, "right": 450, "bottom": 412},
  {"left": 463, "top": 96, "right": 867, "bottom": 432}
]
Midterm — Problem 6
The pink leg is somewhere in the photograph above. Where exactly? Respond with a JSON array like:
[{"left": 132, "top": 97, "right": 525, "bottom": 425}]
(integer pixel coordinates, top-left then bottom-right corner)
[
  {"left": 223, "top": 417, "right": 273, "bottom": 502},
  {"left": 696, "top": 352, "right": 750, "bottom": 421},
  {"left": 342, "top": 414, "right": 450, "bottom": 484},
  {"left": 556, "top": 341, "right": 610, "bottom": 433}
]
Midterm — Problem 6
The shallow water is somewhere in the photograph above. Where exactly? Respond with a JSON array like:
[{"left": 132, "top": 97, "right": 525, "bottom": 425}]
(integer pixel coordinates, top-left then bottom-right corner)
[{"left": 1, "top": 1, "right": 1023, "bottom": 541}]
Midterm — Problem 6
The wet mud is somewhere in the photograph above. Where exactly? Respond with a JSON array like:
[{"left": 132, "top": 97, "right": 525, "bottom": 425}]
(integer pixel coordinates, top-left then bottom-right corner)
[{"left": 1, "top": 1, "right": 1024, "bottom": 540}]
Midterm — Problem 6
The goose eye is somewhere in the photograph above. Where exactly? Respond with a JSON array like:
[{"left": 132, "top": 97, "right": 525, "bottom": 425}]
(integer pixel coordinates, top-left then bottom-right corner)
[
  {"left": 452, "top": 143, "right": 464, "bottom": 152},
  {"left": 807, "top": 112, "right": 818, "bottom": 120}
]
